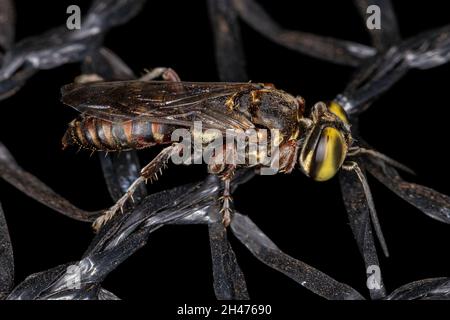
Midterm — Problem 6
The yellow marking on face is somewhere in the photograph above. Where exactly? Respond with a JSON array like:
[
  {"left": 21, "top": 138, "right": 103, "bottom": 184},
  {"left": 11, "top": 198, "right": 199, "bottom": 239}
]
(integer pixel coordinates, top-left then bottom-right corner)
[
  {"left": 328, "top": 101, "right": 349, "bottom": 124},
  {"left": 250, "top": 90, "right": 261, "bottom": 104},
  {"left": 289, "top": 129, "right": 300, "bottom": 142},
  {"left": 225, "top": 93, "right": 237, "bottom": 111},
  {"left": 311, "top": 127, "right": 347, "bottom": 181}
]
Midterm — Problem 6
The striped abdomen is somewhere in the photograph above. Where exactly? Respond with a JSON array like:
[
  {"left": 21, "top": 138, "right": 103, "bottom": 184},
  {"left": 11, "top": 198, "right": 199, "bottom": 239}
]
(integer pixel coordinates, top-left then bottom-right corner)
[{"left": 63, "top": 116, "right": 174, "bottom": 151}]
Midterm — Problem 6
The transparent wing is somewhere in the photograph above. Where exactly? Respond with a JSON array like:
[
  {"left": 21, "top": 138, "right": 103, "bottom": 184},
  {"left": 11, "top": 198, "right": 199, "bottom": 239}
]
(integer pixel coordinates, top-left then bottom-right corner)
[{"left": 62, "top": 80, "right": 261, "bottom": 131}]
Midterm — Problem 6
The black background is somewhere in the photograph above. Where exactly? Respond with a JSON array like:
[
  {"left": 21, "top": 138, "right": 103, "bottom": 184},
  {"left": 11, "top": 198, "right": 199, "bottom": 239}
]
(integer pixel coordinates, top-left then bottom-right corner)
[{"left": 0, "top": 0, "right": 450, "bottom": 302}]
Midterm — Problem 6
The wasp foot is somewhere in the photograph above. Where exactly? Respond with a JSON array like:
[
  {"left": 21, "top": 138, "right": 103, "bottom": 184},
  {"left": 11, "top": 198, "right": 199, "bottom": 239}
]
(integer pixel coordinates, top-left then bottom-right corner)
[
  {"left": 219, "top": 177, "right": 233, "bottom": 227},
  {"left": 92, "top": 176, "right": 145, "bottom": 232},
  {"left": 92, "top": 144, "right": 182, "bottom": 232}
]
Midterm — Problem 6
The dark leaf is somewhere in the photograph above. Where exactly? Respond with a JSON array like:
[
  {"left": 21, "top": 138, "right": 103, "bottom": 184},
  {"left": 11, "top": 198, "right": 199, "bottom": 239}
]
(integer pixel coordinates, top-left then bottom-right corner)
[
  {"left": 208, "top": 203, "right": 249, "bottom": 300},
  {"left": 340, "top": 24, "right": 450, "bottom": 114},
  {"left": 0, "top": 0, "right": 15, "bottom": 63},
  {"left": 231, "top": 213, "right": 365, "bottom": 300},
  {"left": 207, "top": 0, "right": 248, "bottom": 81},
  {"left": 0, "top": 141, "right": 99, "bottom": 222},
  {"left": 339, "top": 167, "right": 386, "bottom": 300},
  {"left": 0, "top": 201, "right": 14, "bottom": 298},
  {"left": 386, "top": 278, "right": 450, "bottom": 300},
  {"left": 233, "top": 0, "right": 376, "bottom": 67},
  {"left": 0, "top": 0, "right": 146, "bottom": 99},
  {"left": 365, "top": 158, "right": 450, "bottom": 224}
]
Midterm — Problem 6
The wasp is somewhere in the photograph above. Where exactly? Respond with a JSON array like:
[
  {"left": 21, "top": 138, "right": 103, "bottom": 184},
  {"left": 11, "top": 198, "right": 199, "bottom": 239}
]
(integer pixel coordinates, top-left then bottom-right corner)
[{"left": 62, "top": 76, "right": 407, "bottom": 232}]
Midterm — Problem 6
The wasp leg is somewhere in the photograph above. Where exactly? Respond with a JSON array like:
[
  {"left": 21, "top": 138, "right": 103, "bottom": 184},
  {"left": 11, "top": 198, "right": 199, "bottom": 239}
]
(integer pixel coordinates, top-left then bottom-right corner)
[
  {"left": 348, "top": 146, "right": 415, "bottom": 175},
  {"left": 207, "top": 144, "right": 237, "bottom": 227},
  {"left": 139, "top": 67, "right": 181, "bottom": 82},
  {"left": 342, "top": 161, "right": 389, "bottom": 257},
  {"left": 219, "top": 168, "right": 236, "bottom": 227},
  {"left": 92, "top": 143, "right": 183, "bottom": 231}
]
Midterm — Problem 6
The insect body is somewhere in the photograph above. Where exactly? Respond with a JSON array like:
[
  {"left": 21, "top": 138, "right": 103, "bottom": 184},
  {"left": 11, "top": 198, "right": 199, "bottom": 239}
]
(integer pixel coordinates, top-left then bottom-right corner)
[
  {"left": 62, "top": 80, "right": 354, "bottom": 230},
  {"left": 63, "top": 116, "right": 176, "bottom": 151}
]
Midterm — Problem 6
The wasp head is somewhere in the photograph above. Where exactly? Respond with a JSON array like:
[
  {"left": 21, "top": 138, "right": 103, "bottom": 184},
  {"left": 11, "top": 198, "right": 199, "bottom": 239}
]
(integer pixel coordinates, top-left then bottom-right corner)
[{"left": 298, "top": 101, "right": 353, "bottom": 181}]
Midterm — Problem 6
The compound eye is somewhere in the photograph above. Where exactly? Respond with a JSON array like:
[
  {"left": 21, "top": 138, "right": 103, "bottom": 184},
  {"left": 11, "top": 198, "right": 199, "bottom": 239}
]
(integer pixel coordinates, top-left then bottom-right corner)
[
  {"left": 310, "top": 127, "right": 347, "bottom": 181},
  {"left": 327, "top": 101, "right": 349, "bottom": 124}
]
